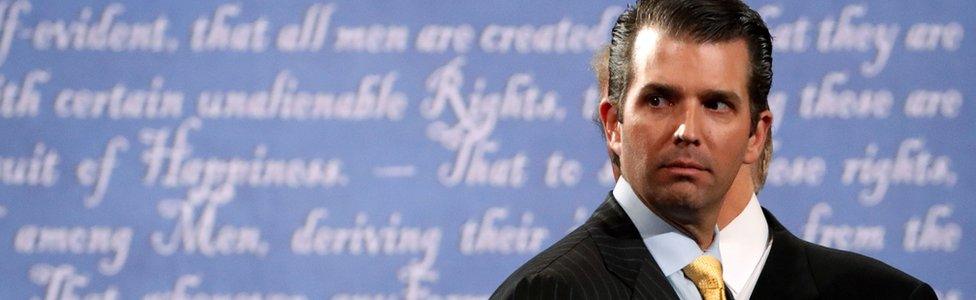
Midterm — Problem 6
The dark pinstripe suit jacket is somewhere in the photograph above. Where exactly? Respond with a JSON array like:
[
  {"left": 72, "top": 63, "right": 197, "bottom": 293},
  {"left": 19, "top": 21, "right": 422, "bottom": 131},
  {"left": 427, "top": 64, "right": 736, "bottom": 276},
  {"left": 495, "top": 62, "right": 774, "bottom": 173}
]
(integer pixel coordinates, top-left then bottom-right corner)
[
  {"left": 491, "top": 194, "right": 687, "bottom": 299},
  {"left": 491, "top": 195, "right": 937, "bottom": 299},
  {"left": 750, "top": 208, "right": 937, "bottom": 299}
]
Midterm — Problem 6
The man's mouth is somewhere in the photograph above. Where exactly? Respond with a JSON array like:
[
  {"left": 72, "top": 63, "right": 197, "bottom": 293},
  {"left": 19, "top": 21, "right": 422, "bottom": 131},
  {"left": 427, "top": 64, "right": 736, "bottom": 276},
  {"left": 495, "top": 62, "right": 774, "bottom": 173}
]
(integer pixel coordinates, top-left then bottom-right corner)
[{"left": 660, "top": 159, "right": 708, "bottom": 175}]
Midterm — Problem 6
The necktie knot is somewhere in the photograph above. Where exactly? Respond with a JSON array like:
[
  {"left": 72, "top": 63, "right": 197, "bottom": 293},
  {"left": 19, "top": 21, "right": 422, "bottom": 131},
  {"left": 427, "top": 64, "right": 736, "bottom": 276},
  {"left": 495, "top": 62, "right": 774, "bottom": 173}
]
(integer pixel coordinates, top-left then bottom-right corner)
[{"left": 683, "top": 255, "right": 726, "bottom": 300}]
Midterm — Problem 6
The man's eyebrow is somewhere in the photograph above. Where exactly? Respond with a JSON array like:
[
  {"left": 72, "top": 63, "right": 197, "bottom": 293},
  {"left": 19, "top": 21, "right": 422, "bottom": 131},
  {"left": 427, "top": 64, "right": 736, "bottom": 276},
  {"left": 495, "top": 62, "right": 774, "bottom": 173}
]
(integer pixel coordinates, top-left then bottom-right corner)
[
  {"left": 636, "top": 82, "right": 680, "bottom": 98},
  {"left": 699, "top": 89, "right": 742, "bottom": 104}
]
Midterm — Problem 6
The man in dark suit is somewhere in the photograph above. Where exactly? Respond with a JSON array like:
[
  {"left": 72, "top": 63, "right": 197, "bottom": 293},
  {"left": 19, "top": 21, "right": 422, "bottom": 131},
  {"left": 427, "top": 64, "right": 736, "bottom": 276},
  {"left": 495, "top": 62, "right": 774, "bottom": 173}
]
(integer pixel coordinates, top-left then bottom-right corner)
[
  {"left": 494, "top": 0, "right": 773, "bottom": 298},
  {"left": 493, "top": 0, "right": 937, "bottom": 299},
  {"left": 579, "top": 45, "right": 937, "bottom": 300}
]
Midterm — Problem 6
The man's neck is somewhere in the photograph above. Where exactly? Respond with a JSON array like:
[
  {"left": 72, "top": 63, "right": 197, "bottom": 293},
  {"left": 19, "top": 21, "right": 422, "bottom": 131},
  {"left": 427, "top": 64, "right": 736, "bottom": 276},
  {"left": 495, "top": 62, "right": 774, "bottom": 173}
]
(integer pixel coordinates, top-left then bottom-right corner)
[
  {"left": 642, "top": 197, "right": 720, "bottom": 250},
  {"left": 675, "top": 219, "right": 716, "bottom": 249},
  {"left": 718, "top": 167, "right": 756, "bottom": 229}
]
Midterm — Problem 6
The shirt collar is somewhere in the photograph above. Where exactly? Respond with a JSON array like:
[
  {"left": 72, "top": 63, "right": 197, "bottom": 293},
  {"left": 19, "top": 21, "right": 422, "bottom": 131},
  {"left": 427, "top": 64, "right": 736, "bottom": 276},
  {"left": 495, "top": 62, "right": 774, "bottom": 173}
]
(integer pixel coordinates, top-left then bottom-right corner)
[
  {"left": 613, "top": 177, "right": 722, "bottom": 276},
  {"left": 719, "top": 193, "right": 770, "bottom": 292}
]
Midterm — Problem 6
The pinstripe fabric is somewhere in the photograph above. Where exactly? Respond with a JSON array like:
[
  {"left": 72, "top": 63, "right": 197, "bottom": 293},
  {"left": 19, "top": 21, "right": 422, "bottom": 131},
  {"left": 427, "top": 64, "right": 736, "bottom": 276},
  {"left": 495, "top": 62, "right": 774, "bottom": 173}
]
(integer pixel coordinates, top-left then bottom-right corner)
[{"left": 491, "top": 194, "right": 680, "bottom": 300}]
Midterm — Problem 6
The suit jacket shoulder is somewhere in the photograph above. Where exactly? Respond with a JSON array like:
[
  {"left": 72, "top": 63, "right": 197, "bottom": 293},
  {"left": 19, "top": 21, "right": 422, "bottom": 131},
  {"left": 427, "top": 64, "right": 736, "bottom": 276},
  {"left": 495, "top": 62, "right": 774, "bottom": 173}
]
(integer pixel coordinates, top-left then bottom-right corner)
[
  {"left": 753, "top": 208, "right": 936, "bottom": 300},
  {"left": 491, "top": 194, "right": 678, "bottom": 300},
  {"left": 802, "top": 235, "right": 936, "bottom": 299},
  {"left": 490, "top": 224, "right": 616, "bottom": 299}
]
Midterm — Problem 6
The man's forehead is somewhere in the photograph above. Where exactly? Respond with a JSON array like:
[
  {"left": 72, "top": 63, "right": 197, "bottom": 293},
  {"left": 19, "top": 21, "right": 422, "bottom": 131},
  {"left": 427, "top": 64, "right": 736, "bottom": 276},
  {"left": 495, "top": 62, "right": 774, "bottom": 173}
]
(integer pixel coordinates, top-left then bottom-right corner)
[
  {"left": 629, "top": 27, "right": 751, "bottom": 95},
  {"left": 631, "top": 26, "right": 750, "bottom": 62}
]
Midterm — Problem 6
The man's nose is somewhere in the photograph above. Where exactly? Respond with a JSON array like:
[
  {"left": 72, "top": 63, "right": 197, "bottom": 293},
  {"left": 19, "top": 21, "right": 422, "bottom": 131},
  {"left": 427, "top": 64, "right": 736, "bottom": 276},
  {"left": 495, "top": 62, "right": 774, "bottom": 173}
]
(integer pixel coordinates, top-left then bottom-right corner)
[{"left": 673, "top": 104, "right": 701, "bottom": 146}]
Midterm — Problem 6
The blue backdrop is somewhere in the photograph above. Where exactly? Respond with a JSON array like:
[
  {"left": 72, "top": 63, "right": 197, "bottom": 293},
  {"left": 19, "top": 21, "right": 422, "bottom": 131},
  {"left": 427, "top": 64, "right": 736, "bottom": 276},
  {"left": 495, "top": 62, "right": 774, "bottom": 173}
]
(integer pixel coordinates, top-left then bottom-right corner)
[{"left": 0, "top": 0, "right": 972, "bottom": 299}]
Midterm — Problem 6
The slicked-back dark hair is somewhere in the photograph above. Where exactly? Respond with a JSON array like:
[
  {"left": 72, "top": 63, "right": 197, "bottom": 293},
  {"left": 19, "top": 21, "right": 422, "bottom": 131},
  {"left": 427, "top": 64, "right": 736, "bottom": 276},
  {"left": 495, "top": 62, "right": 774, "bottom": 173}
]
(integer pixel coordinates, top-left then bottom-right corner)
[{"left": 606, "top": 0, "right": 774, "bottom": 168}]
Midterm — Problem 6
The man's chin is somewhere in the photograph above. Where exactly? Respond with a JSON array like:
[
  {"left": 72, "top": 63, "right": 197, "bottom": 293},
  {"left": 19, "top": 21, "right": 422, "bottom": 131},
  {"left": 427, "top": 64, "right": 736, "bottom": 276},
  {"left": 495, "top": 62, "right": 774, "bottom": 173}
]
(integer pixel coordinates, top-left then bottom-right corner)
[{"left": 640, "top": 184, "right": 714, "bottom": 215}]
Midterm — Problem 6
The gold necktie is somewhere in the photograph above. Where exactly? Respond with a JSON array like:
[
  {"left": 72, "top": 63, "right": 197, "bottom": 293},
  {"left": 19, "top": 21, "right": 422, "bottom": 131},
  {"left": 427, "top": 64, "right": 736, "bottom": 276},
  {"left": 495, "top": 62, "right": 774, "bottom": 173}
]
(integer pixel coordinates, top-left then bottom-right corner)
[{"left": 682, "top": 255, "right": 726, "bottom": 300}]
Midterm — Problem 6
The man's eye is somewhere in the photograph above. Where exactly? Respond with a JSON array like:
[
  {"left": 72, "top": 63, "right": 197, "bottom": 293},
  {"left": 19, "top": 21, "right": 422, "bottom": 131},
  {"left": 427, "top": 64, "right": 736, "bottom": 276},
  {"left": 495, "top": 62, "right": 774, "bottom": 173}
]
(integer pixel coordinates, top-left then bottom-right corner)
[
  {"left": 704, "top": 100, "right": 731, "bottom": 111},
  {"left": 647, "top": 95, "right": 668, "bottom": 107}
]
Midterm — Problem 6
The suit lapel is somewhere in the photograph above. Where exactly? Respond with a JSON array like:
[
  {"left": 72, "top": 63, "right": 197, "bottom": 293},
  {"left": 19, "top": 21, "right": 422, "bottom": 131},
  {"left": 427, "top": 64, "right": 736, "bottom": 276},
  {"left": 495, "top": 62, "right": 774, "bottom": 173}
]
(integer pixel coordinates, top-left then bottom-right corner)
[
  {"left": 751, "top": 208, "right": 820, "bottom": 299},
  {"left": 586, "top": 193, "right": 680, "bottom": 300}
]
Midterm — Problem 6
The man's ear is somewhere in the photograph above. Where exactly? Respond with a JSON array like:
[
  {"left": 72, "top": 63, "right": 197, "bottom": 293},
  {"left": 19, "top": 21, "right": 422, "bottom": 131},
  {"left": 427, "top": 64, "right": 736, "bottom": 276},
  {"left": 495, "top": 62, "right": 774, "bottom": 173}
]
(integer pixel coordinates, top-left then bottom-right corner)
[
  {"left": 600, "top": 101, "right": 622, "bottom": 158},
  {"left": 744, "top": 110, "right": 772, "bottom": 164}
]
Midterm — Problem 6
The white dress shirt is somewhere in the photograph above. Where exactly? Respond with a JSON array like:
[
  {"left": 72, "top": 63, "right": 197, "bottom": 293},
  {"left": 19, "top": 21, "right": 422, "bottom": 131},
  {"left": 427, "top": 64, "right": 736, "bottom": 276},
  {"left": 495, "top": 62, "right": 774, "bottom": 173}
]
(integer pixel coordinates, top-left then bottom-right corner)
[
  {"left": 718, "top": 194, "right": 772, "bottom": 299},
  {"left": 614, "top": 178, "right": 722, "bottom": 300}
]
